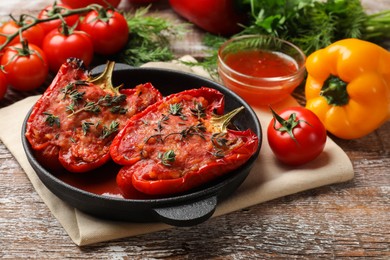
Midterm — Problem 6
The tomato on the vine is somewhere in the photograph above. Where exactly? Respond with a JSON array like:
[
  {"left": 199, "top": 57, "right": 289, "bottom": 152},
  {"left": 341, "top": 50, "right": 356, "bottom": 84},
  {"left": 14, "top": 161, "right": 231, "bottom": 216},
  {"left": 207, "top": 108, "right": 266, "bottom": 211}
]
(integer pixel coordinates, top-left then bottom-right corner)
[
  {"left": 0, "top": 71, "right": 8, "bottom": 100},
  {"left": 38, "top": 2, "right": 80, "bottom": 34},
  {"left": 267, "top": 107, "right": 327, "bottom": 166},
  {"left": 0, "top": 20, "right": 45, "bottom": 48},
  {"left": 1, "top": 41, "right": 48, "bottom": 91},
  {"left": 60, "top": 0, "right": 121, "bottom": 8},
  {"left": 42, "top": 23, "right": 94, "bottom": 72},
  {"left": 80, "top": 9, "right": 129, "bottom": 55}
]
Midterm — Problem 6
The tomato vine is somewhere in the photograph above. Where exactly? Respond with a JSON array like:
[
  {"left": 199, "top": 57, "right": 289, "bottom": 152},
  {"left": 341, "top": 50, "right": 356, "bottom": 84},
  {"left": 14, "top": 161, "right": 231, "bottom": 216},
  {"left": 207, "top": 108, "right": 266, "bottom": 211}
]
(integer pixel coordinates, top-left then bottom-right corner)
[{"left": 0, "top": 4, "right": 104, "bottom": 51}]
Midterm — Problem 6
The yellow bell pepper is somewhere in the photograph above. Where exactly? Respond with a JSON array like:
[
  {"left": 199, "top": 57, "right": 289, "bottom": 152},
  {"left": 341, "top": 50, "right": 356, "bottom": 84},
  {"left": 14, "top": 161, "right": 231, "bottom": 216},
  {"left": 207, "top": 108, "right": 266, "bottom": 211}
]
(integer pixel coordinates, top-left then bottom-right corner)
[{"left": 305, "top": 38, "right": 390, "bottom": 139}]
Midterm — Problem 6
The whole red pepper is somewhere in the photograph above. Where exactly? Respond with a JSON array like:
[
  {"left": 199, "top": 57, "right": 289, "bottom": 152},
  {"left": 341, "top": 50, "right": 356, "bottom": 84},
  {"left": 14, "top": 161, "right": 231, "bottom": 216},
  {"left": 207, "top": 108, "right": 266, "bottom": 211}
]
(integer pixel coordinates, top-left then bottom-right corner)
[
  {"left": 110, "top": 87, "right": 259, "bottom": 196},
  {"left": 169, "top": 0, "right": 246, "bottom": 36},
  {"left": 25, "top": 59, "right": 162, "bottom": 172}
]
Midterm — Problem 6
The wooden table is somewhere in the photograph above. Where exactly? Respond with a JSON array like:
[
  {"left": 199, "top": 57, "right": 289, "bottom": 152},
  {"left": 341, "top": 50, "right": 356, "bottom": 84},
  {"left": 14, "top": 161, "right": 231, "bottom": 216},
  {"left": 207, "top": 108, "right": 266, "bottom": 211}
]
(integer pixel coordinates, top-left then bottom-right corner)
[{"left": 1, "top": 1, "right": 389, "bottom": 258}]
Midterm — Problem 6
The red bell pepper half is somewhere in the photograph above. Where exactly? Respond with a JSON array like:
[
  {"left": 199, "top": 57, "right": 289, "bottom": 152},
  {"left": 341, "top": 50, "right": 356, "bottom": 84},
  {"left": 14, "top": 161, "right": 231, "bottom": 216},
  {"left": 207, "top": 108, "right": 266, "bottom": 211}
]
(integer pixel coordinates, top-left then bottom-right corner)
[
  {"left": 169, "top": 0, "right": 246, "bottom": 36},
  {"left": 25, "top": 59, "right": 162, "bottom": 172},
  {"left": 110, "top": 87, "right": 259, "bottom": 196}
]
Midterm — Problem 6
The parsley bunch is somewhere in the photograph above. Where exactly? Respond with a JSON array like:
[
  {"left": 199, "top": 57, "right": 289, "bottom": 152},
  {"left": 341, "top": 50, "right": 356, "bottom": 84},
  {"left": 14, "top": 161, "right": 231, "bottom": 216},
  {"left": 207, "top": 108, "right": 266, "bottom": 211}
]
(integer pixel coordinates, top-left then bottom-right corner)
[
  {"left": 239, "top": 0, "right": 389, "bottom": 54},
  {"left": 199, "top": 0, "right": 390, "bottom": 74}
]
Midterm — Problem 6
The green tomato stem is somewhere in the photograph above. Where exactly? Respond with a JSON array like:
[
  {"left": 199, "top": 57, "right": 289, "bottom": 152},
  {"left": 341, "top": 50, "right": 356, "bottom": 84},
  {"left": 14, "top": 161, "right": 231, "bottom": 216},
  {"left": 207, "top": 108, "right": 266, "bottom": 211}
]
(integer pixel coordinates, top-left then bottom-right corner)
[{"left": 270, "top": 107, "right": 310, "bottom": 144}]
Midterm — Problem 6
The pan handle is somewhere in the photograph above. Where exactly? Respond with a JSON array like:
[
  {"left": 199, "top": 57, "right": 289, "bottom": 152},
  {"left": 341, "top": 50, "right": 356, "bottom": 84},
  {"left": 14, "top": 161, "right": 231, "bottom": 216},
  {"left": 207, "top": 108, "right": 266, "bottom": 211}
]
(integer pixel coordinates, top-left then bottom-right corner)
[{"left": 153, "top": 196, "right": 217, "bottom": 227}]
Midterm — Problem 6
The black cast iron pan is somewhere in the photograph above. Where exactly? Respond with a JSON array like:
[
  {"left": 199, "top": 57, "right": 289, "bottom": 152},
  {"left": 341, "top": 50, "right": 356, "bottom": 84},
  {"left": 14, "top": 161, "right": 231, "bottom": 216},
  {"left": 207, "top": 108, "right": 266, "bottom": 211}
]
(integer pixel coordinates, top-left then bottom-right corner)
[{"left": 21, "top": 63, "right": 262, "bottom": 227}]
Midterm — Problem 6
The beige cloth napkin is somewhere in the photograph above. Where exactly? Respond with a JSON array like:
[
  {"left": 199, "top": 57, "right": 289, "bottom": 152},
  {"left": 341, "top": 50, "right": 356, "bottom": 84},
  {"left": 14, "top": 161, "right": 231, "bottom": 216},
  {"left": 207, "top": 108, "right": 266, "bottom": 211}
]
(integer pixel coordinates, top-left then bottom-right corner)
[{"left": 0, "top": 56, "right": 354, "bottom": 246}]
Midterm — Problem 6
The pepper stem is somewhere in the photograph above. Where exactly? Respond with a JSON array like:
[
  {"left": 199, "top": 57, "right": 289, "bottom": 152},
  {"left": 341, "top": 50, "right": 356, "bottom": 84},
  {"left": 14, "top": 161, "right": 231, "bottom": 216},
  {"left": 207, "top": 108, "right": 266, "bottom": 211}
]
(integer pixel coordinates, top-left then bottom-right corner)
[
  {"left": 320, "top": 75, "right": 349, "bottom": 106},
  {"left": 210, "top": 106, "right": 244, "bottom": 132},
  {"left": 88, "top": 61, "right": 122, "bottom": 94}
]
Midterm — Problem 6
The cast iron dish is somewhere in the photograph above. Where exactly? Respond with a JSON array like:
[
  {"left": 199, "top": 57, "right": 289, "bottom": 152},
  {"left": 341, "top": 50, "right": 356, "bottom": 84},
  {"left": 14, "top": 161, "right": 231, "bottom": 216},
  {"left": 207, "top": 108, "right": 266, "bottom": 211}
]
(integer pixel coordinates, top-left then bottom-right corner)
[{"left": 21, "top": 64, "right": 262, "bottom": 227}]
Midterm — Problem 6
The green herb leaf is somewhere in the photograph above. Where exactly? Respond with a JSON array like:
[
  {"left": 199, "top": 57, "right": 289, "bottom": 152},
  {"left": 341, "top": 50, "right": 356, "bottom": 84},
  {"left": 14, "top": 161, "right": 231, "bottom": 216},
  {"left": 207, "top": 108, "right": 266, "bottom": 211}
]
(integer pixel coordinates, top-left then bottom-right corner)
[
  {"left": 43, "top": 112, "right": 60, "bottom": 128},
  {"left": 158, "top": 150, "right": 176, "bottom": 167},
  {"left": 81, "top": 121, "right": 94, "bottom": 135},
  {"left": 190, "top": 102, "right": 206, "bottom": 119},
  {"left": 169, "top": 103, "right": 183, "bottom": 116},
  {"left": 116, "top": 6, "right": 187, "bottom": 66},
  {"left": 100, "top": 121, "right": 119, "bottom": 139}
]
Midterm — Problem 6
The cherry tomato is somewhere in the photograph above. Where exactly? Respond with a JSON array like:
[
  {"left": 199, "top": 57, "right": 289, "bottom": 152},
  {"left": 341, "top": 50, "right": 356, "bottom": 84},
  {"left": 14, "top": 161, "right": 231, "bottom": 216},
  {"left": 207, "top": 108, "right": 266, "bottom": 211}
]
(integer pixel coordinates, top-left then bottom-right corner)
[
  {"left": 0, "top": 71, "right": 8, "bottom": 99},
  {"left": 1, "top": 42, "right": 48, "bottom": 91},
  {"left": 267, "top": 107, "right": 327, "bottom": 166},
  {"left": 0, "top": 20, "right": 45, "bottom": 48},
  {"left": 80, "top": 9, "right": 129, "bottom": 55},
  {"left": 42, "top": 25, "right": 94, "bottom": 72},
  {"left": 60, "top": 0, "right": 121, "bottom": 8},
  {"left": 38, "top": 2, "right": 80, "bottom": 34}
]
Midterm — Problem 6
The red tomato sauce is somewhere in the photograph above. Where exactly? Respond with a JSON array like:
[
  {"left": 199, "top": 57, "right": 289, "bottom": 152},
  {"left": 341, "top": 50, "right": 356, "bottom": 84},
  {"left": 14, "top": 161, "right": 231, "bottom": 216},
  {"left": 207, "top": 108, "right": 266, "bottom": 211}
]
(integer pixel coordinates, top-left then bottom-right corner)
[
  {"left": 219, "top": 49, "right": 303, "bottom": 106},
  {"left": 224, "top": 49, "right": 298, "bottom": 77}
]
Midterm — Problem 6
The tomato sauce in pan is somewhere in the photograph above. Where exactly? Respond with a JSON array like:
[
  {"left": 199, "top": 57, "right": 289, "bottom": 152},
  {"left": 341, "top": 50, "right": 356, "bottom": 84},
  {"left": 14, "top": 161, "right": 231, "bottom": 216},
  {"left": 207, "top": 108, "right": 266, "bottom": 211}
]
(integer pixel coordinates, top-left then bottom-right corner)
[{"left": 54, "top": 162, "right": 156, "bottom": 200}]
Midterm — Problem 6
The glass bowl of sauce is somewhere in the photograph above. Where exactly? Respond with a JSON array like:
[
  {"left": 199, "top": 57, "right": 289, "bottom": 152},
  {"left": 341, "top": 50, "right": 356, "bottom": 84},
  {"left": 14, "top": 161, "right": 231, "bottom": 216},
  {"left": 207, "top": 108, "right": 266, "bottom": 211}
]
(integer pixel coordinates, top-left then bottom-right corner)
[{"left": 218, "top": 35, "right": 306, "bottom": 107}]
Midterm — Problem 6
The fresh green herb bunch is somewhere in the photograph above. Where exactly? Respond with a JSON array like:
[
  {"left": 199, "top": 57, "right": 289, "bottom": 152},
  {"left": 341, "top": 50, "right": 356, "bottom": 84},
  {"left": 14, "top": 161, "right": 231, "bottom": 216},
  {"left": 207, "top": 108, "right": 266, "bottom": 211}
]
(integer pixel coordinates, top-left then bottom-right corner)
[
  {"left": 239, "top": 0, "right": 379, "bottom": 54},
  {"left": 117, "top": 6, "right": 187, "bottom": 66},
  {"left": 199, "top": 0, "right": 390, "bottom": 74}
]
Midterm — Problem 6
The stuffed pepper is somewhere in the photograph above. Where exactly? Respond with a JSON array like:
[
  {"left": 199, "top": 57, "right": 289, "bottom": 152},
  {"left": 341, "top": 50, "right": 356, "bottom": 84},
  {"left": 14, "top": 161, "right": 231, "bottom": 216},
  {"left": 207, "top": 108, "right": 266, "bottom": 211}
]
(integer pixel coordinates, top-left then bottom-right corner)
[
  {"left": 110, "top": 87, "right": 259, "bottom": 196},
  {"left": 25, "top": 59, "right": 162, "bottom": 172}
]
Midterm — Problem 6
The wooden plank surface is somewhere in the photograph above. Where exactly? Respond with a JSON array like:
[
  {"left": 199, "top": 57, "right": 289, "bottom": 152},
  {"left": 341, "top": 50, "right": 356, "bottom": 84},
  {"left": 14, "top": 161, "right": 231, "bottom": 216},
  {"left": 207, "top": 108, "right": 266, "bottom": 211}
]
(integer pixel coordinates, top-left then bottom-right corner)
[{"left": 1, "top": 0, "right": 389, "bottom": 258}]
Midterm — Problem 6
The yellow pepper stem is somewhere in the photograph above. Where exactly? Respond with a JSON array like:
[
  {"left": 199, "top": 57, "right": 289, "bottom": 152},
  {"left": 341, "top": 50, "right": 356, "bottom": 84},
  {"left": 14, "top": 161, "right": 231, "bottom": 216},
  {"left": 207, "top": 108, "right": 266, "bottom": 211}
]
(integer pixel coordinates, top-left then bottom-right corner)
[{"left": 320, "top": 75, "right": 349, "bottom": 106}]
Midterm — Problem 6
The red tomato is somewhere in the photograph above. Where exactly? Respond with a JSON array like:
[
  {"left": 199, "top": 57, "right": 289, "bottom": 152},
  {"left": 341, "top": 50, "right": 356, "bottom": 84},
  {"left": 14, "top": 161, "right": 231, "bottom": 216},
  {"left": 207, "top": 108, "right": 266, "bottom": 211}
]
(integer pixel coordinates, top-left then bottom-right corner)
[
  {"left": 38, "top": 3, "right": 80, "bottom": 34},
  {"left": 0, "top": 20, "right": 45, "bottom": 48},
  {"left": 60, "top": 0, "right": 121, "bottom": 8},
  {"left": 0, "top": 71, "right": 8, "bottom": 99},
  {"left": 80, "top": 9, "right": 129, "bottom": 55},
  {"left": 267, "top": 107, "right": 327, "bottom": 166},
  {"left": 1, "top": 42, "right": 48, "bottom": 91},
  {"left": 42, "top": 27, "right": 94, "bottom": 72},
  {"left": 169, "top": 0, "right": 245, "bottom": 35}
]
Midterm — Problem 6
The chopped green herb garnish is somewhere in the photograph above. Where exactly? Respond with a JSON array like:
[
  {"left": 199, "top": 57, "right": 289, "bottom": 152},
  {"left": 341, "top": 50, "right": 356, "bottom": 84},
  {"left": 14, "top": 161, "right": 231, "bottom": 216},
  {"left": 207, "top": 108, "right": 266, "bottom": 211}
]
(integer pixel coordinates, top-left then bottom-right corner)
[
  {"left": 43, "top": 112, "right": 60, "bottom": 128},
  {"left": 61, "top": 84, "right": 75, "bottom": 100},
  {"left": 158, "top": 150, "right": 176, "bottom": 167},
  {"left": 190, "top": 102, "right": 206, "bottom": 119},
  {"left": 69, "top": 90, "right": 85, "bottom": 104},
  {"left": 100, "top": 121, "right": 119, "bottom": 139},
  {"left": 81, "top": 121, "right": 94, "bottom": 135},
  {"left": 66, "top": 103, "right": 75, "bottom": 113},
  {"left": 83, "top": 101, "right": 101, "bottom": 114},
  {"left": 110, "top": 105, "right": 128, "bottom": 114},
  {"left": 169, "top": 103, "right": 187, "bottom": 120},
  {"left": 169, "top": 103, "right": 183, "bottom": 116}
]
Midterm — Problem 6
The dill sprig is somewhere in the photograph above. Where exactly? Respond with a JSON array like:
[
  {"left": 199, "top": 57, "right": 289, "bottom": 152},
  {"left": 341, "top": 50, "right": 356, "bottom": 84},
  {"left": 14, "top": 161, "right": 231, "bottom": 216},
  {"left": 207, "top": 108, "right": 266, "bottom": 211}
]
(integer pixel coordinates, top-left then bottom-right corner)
[{"left": 116, "top": 6, "right": 188, "bottom": 66}]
